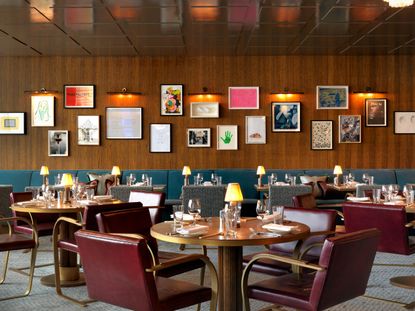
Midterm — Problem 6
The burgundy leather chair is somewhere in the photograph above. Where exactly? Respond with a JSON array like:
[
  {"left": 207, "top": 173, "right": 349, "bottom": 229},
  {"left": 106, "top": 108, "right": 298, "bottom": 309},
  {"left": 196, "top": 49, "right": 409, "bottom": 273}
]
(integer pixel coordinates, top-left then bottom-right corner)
[
  {"left": 96, "top": 207, "right": 206, "bottom": 280},
  {"left": 343, "top": 202, "right": 415, "bottom": 255},
  {"left": 292, "top": 193, "right": 317, "bottom": 209},
  {"left": 243, "top": 207, "right": 337, "bottom": 276},
  {"left": 128, "top": 190, "right": 166, "bottom": 224},
  {"left": 74, "top": 229, "right": 218, "bottom": 311},
  {"left": 52, "top": 201, "right": 143, "bottom": 305},
  {"left": 242, "top": 229, "right": 380, "bottom": 311}
]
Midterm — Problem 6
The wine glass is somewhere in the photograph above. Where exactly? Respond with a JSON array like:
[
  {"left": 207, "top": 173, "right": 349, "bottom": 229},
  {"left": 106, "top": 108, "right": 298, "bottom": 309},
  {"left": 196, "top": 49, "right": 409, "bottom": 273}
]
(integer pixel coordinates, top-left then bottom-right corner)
[
  {"left": 256, "top": 200, "right": 267, "bottom": 221},
  {"left": 285, "top": 173, "right": 291, "bottom": 184},
  {"left": 129, "top": 173, "right": 136, "bottom": 185},
  {"left": 211, "top": 173, "right": 217, "bottom": 185},
  {"left": 197, "top": 173, "right": 204, "bottom": 185},
  {"left": 381, "top": 185, "right": 390, "bottom": 202},
  {"left": 362, "top": 173, "right": 370, "bottom": 184},
  {"left": 403, "top": 184, "right": 412, "bottom": 198},
  {"left": 188, "top": 199, "right": 201, "bottom": 225},
  {"left": 389, "top": 184, "right": 399, "bottom": 201},
  {"left": 142, "top": 174, "right": 148, "bottom": 185},
  {"left": 348, "top": 172, "right": 355, "bottom": 183}
]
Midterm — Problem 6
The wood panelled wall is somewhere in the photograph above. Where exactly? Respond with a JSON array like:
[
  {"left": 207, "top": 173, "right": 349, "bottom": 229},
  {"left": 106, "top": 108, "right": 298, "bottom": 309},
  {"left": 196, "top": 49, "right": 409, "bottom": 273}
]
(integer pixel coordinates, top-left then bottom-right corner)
[{"left": 0, "top": 55, "right": 414, "bottom": 170}]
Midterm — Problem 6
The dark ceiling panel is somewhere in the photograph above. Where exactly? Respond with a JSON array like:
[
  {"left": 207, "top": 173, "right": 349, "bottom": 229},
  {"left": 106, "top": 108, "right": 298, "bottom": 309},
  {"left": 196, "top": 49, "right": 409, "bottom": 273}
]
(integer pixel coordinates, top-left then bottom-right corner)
[
  {"left": 310, "top": 22, "right": 369, "bottom": 35},
  {"left": 258, "top": 6, "right": 316, "bottom": 23},
  {"left": 353, "top": 34, "right": 410, "bottom": 47},
  {"left": 121, "top": 22, "right": 182, "bottom": 36},
  {"left": 107, "top": 6, "right": 181, "bottom": 23},
  {"left": 370, "top": 22, "right": 415, "bottom": 36}
]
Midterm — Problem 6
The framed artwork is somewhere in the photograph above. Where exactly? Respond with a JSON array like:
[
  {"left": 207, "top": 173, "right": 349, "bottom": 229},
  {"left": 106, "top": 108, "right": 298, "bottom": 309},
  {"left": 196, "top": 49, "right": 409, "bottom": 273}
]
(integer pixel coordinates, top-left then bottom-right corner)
[
  {"left": 365, "top": 98, "right": 387, "bottom": 127},
  {"left": 106, "top": 107, "right": 142, "bottom": 139},
  {"left": 339, "top": 115, "right": 361, "bottom": 143},
  {"left": 271, "top": 102, "right": 301, "bottom": 132},
  {"left": 0, "top": 112, "right": 26, "bottom": 135},
  {"left": 48, "top": 130, "right": 69, "bottom": 156},
  {"left": 245, "top": 116, "right": 266, "bottom": 144},
  {"left": 228, "top": 87, "right": 259, "bottom": 109},
  {"left": 150, "top": 123, "right": 172, "bottom": 152},
  {"left": 187, "top": 128, "right": 211, "bottom": 147},
  {"left": 31, "top": 95, "right": 54, "bottom": 127},
  {"left": 217, "top": 125, "right": 238, "bottom": 150},
  {"left": 64, "top": 85, "right": 95, "bottom": 108},
  {"left": 161, "top": 84, "right": 183, "bottom": 116},
  {"left": 77, "top": 115, "right": 100, "bottom": 146},
  {"left": 310, "top": 120, "right": 333, "bottom": 150},
  {"left": 316, "top": 85, "right": 349, "bottom": 109},
  {"left": 190, "top": 102, "right": 219, "bottom": 118},
  {"left": 394, "top": 111, "right": 415, "bottom": 134}
]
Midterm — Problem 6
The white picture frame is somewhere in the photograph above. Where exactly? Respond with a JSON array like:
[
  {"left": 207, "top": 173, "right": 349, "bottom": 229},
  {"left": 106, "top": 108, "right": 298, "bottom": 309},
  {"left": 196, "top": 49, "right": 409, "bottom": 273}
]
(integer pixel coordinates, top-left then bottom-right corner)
[
  {"left": 228, "top": 86, "right": 259, "bottom": 109},
  {"left": 316, "top": 85, "right": 349, "bottom": 109},
  {"left": 77, "top": 115, "right": 100, "bottom": 146},
  {"left": 394, "top": 111, "right": 415, "bottom": 134},
  {"left": 48, "top": 130, "right": 69, "bottom": 156},
  {"left": 150, "top": 123, "right": 172, "bottom": 153},
  {"left": 217, "top": 125, "right": 238, "bottom": 150},
  {"left": 106, "top": 107, "right": 142, "bottom": 139},
  {"left": 31, "top": 95, "right": 54, "bottom": 127},
  {"left": 187, "top": 128, "right": 211, "bottom": 147},
  {"left": 245, "top": 116, "right": 266, "bottom": 144},
  {"left": 190, "top": 102, "right": 219, "bottom": 118}
]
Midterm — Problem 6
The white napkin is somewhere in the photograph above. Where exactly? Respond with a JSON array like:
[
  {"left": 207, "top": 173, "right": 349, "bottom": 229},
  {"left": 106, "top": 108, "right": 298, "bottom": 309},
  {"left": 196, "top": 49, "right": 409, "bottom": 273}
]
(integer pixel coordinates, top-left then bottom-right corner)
[
  {"left": 257, "top": 214, "right": 274, "bottom": 223},
  {"left": 262, "top": 223, "right": 295, "bottom": 233},
  {"left": 77, "top": 200, "right": 98, "bottom": 205},
  {"left": 347, "top": 197, "right": 370, "bottom": 202},
  {"left": 203, "top": 181, "right": 213, "bottom": 186},
  {"left": 170, "top": 213, "right": 194, "bottom": 221},
  {"left": 93, "top": 195, "right": 113, "bottom": 202},
  {"left": 275, "top": 182, "right": 289, "bottom": 186},
  {"left": 384, "top": 201, "right": 405, "bottom": 205},
  {"left": 176, "top": 224, "right": 209, "bottom": 235},
  {"left": 133, "top": 182, "right": 146, "bottom": 186}
]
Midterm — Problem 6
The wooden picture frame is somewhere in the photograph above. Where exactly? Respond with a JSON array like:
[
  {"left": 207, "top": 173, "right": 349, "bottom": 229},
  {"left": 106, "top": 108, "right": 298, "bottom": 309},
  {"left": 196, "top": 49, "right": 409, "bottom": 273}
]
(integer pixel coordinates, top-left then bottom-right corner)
[
  {"left": 365, "top": 98, "right": 387, "bottom": 127},
  {"left": 31, "top": 95, "right": 54, "bottom": 127},
  {"left": 150, "top": 123, "right": 172, "bottom": 152},
  {"left": 228, "top": 87, "right": 259, "bottom": 109},
  {"left": 106, "top": 107, "right": 142, "bottom": 139},
  {"left": 271, "top": 102, "right": 301, "bottom": 132},
  {"left": 161, "top": 84, "right": 183, "bottom": 116},
  {"left": 217, "top": 125, "right": 238, "bottom": 150},
  {"left": 187, "top": 128, "right": 211, "bottom": 147},
  {"left": 77, "top": 115, "right": 100, "bottom": 145},
  {"left": 339, "top": 115, "right": 361, "bottom": 143},
  {"left": 190, "top": 102, "right": 219, "bottom": 118},
  {"left": 0, "top": 112, "right": 26, "bottom": 135},
  {"left": 316, "top": 85, "right": 349, "bottom": 109},
  {"left": 245, "top": 116, "right": 266, "bottom": 144},
  {"left": 310, "top": 120, "right": 333, "bottom": 150},
  {"left": 394, "top": 111, "right": 415, "bottom": 134},
  {"left": 64, "top": 84, "right": 95, "bottom": 108},
  {"left": 48, "top": 130, "right": 69, "bottom": 156}
]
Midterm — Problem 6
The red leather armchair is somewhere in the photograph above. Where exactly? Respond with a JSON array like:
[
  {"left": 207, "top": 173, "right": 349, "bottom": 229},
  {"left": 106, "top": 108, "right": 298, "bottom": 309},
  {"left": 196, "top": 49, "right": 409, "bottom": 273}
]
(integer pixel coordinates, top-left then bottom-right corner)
[
  {"left": 74, "top": 229, "right": 218, "bottom": 311},
  {"left": 292, "top": 193, "right": 317, "bottom": 209},
  {"left": 242, "top": 229, "right": 380, "bottom": 311}
]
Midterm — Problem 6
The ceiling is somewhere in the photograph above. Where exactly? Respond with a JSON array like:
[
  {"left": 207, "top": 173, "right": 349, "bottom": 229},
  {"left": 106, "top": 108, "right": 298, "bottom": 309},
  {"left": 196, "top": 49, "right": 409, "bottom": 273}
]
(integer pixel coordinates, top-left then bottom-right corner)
[{"left": 1, "top": 0, "right": 415, "bottom": 56}]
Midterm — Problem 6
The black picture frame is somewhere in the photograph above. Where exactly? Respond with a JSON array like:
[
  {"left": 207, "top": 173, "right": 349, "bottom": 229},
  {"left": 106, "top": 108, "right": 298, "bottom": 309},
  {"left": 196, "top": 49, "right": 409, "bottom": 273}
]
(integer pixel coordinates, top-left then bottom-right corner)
[
  {"left": 310, "top": 120, "right": 333, "bottom": 150},
  {"left": 271, "top": 102, "right": 301, "bottom": 132},
  {"left": 160, "top": 84, "right": 184, "bottom": 116},
  {"left": 64, "top": 84, "right": 95, "bottom": 108}
]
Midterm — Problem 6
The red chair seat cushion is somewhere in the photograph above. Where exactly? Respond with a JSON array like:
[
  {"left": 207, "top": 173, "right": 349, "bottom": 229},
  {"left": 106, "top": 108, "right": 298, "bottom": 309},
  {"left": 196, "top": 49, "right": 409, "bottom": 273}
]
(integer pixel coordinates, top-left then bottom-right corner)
[
  {"left": 0, "top": 234, "right": 36, "bottom": 251},
  {"left": 157, "top": 251, "right": 205, "bottom": 278}
]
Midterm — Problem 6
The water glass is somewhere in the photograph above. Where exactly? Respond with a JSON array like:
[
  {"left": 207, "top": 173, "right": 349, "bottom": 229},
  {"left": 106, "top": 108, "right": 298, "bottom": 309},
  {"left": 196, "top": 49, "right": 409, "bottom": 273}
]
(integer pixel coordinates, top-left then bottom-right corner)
[
  {"left": 31, "top": 188, "right": 39, "bottom": 201},
  {"left": 147, "top": 176, "right": 152, "bottom": 186},
  {"left": 272, "top": 206, "right": 284, "bottom": 224},
  {"left": 142, "top": 174, "right": 148, "bottom": 185},
  {"left": 217, "top": 176, "right": 222, "bottom": 185},
  {"left": 290, "top": 176, "right": 296, "bottom": 185},
  {"left": 368, "top": 176, "right": 375, "bottom": 185},
  {"left": 343, "top": 175, "right": 349, "bottom": 185},
  {"left": 224, "top": 209, "right": 237, "bottom": 238},
  {"left": 173, "top": 205, "right": 184, "bottom": 230},
  {"left": 407, "top": 190, "right": 415, "bottom": 205},
  {"left": 86, "top": 187, "right": 95, "bottom": 200},
  {"left": 54, "top": 174, "right": 61, "bottom": 185},
  {"left": 373, "top": 189, "right": 381, "bottom": 203}
]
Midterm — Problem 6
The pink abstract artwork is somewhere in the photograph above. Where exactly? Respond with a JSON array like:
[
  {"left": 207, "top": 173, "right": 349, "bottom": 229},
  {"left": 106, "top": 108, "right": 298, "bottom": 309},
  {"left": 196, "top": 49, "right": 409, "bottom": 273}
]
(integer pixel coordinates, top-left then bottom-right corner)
[{"left": 228, "top": 87, "right": 259, "bottom": 109}]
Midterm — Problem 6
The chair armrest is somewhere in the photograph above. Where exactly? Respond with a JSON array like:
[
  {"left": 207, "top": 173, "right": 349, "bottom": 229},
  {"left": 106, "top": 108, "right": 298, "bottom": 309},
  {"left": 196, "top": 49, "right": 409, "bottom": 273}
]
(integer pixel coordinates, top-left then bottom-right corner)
[
  {"left": 52, "top": 216, "right": 82, "bottom": 248},
  {"left": 299, "top": 242, "right": 324, "bottom": 260},
  {"left": 0, "top": 216, "right": 39, "bottom": 243},
  {"left": 111, "top": 233, "right": 158, "bottom": 265}
]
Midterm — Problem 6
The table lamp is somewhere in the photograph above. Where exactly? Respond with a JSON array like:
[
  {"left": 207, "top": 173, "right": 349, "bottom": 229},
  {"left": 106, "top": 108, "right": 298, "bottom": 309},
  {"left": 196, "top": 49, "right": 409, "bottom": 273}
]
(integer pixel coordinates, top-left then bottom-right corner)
[
  {"left": 111, "top": 166, "right": 121, "bottom": 186},
  {"left": 333, "top": 165, "right": 343, "bottom": 186},
  {"left": 61, "top": 173, "right": 73, "bottom": 203},
  {"left": 256, "top": 165, "right": 266, "bottom": 187},
  {"left": 182, "top": 166, "right": 191, "bottom": 186},
  {"left": 225, "top": 183, "right": 244, "bottom": 210},
  {"left": 40, "top": 165, "right": 49, "bottom": 190}
]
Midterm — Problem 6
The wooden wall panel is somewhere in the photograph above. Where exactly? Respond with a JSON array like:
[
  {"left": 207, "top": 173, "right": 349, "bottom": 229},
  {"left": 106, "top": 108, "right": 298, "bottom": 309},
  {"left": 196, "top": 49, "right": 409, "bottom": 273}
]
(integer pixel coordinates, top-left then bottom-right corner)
[{"left": 0, "top": 55, "right": 414, "bottom": 170}]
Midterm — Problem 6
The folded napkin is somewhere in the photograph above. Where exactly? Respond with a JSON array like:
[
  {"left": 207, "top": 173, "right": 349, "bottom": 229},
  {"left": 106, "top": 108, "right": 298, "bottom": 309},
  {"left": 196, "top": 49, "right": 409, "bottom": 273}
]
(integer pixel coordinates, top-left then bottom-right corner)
[
  {"left": 77, "top": 200, "right": 98, "bottom": 205},
  {"left": 275, "top": 182, "right": 289, "bottom": 186},
  {"left": 176, "top": 224, "right": 209, "bottom": 235},
  {"left": 262, "top": 223, "right": 295, "bottom": 233},
  {"left": 257, "top": 214, "right": 275, "bottom": 224},
  {"left": 133, "top": 182, "right": 146, "bottom": 186},
  {"left": 384, "top": 201, "right": 406, "bottom": 205},
  {"left": 347, "top": 196, "right": 370, "bottom": 202},
  {"left": 203, "top": 182, "right": 213, "bottom": 186},
  {"left": 170, "top": 213, "right": 194, "bottom": 221},
  {"left": 93, "top": 195, "right": 114, "bottom": 202},
  {"left": 17, "top": 200, "right": 38, "bottom": 206}
]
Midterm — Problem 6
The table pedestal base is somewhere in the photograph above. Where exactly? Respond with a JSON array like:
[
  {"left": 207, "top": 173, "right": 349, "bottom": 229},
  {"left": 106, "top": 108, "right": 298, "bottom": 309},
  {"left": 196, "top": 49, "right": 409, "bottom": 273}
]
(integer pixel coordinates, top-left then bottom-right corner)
[{"left": 41, "top": 267, "right": 85, "bottom": 287}]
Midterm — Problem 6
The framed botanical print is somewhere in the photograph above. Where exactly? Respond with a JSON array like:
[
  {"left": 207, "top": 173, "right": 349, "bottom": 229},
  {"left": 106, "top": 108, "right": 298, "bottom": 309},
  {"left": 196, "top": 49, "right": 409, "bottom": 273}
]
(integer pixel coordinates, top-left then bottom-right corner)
[
  {"left": 161, "top": 84, "right": 183, "bottom": 116},
  {"left": 217, "top": 125, "right": 238, "bottom": 150},
  {"left": 365, "top": 98, "right": 387, "bottom": 127},
  {"left": 31, "top": 95, "right": 54, "bottom": 127},
  {"left": 106, "top": 107, "right": 142, "bottom": 139},
  {"left": 0, "top": 112, "right": 26, "bottom": 135},
  {"left": 48, "top": 130, "right": 69, "bottom": 156},
  {"left": 228, "top": 87, "right": 259, "bottom": 109},
  {"left": 271, "top": 102, "right": 300, "bottom": 132},
  {"left": 245, "top": 116, "right": 266, "bottom": 144},
  {"left": 316, "top": 85, "right": 349, "bottom": 109},
  {"left": 187, "top": 128, "right": 211, "bottom": 147},
  {"left": 64, "top": 85, "right": 95, "bottom": 108},
  {"left": 77, "top": 115, "right": 100, "bottom": 145},
  {"left": 339, "top": 115, "right": 361, "bottom": 143},
  {"left": 310, "top": 120, "right": 333, "bottom": 150},
  {"left": 150, "top": 123, "right": 172, "bottom": 152},
  {"left": 394, "top": 111, "right": 415, "bottom": 134}
]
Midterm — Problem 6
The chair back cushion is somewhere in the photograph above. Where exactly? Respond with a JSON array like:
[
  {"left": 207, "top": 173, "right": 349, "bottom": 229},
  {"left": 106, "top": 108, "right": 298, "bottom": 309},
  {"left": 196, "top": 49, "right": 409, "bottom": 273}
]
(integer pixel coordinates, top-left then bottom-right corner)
[
  {"left": 269, "top": 185, "right": 312, "bottom": 207},
  {"left": 292, "top": 193, "right": 317, "bottom": 209},
  {"left": 182, "top": 185, "right": 225, "bottom": 217},
  {"left": 312, "top": 229, "right": 379, "bottom": 310},
  {"left": 75, "top": 230, "right": 159, "bottom": 311},
  {"left": 87, "top": 173, "right": 115, "bottom": 195},
  {"left": 129, "top": 190, "right": 166, "bottom": 207},
  {"left": 343, "top": 202, "right": 411, "bottom": 254},
  {"left": 299, "top": 175, "right": 327, "bottom": 198}
]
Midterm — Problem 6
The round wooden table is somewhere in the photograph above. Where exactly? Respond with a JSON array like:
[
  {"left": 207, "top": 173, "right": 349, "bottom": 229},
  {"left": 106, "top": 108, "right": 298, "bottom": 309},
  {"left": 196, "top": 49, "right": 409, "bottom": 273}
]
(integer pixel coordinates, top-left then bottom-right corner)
[
  {"left": 151, "top": 217, "right": 310, "bottom": 311},
  {"left": 11, "top": 201, "right": 85, "bottom": 287}
]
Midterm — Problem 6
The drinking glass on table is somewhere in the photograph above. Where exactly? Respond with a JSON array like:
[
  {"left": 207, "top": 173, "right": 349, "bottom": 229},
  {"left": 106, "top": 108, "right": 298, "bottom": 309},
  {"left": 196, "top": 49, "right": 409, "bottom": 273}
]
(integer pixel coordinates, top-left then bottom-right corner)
[
  {"left": 188, "top": 199, "right": 201, "bottom": 225},
  {"left": 173, "top": 205, "right": 184, "bottom": 230},
  {"left": 272, "top": 206, "right": 284, "bottom": 224},
  {"left": 285, "top": 173, "right": 292, "bottom": 184},
  {"left": 362, "top": 173, "right": 370, "bottom": 184},
  {"left": 389, "top": 184, "right": 399, "bottom": 201},
  {"left": 211, "top": 173, "right": 218, "bottom": 185},
  {"left": 381, "top": 185, "right": 390, "bottom": 202},
  {"left": 129, "top": 174, "right": 136, "bottom": 185},
  {"left": 141, "top": 174, "right": 148, "bottom": 185},
  {"left": 256, "top": 200, "right": 267, "bottom": 222},
  {"left": 197, "top": 173, "right": 204, "bottom": 185},
  {"left": 348, "top": 173, "right": 355, "bottom": 183}
]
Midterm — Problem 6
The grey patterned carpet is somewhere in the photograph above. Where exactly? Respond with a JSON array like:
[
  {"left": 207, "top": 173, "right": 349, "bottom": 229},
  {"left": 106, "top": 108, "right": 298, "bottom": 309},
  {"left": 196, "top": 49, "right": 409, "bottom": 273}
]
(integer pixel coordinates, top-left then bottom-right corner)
[{"left": 0, "top": 236, "right": 414, "bottom": 311}]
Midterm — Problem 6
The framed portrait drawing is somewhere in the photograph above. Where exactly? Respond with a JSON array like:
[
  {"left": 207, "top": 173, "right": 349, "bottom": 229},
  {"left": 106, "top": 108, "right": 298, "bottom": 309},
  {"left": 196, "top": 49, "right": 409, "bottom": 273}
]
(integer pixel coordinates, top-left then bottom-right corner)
[
  {"left": 245, "top": 116, "right": 266, "bottom": 144},
  {"left": 161, "top": 84, "right": 183, "bottom": 116},
  {"left": 311, "top": 120, "right": 333, "bottom": 150},
  {"left": 190, "top": 102, "right": 219, "bottom": 118},
  {"left": 48, "top": 130, "right": 69, "bottom": 156},
  {"left": 316, "top": 85, "right": 349, "bottom": 109},
  {"left": 0, "top": 112, "right": 26, "bottom": 135},
  {"left": 228, "top": 87, "right": 259, "bottom": 109},
  {"left": 31, "top": 95, "right": 54, "bottom": 127},
  {"left": 187, "top": 128, "right": 211, "bottom": 147},
  {"left": 394, "top": 111, "right": 415, "bottom": 134},
  {"left": 365, "top": 98, "right": 387, "bottom": 127},
  {"left": 217, "top": 125, "right": 238, "bottom": 150},
  {"left": 77, "top": 115, "right": 100, "bottom": 146},
  {"left": 339, "top": 115, "right": 361, "bottom": 143},
  {"left": 271, "top": 102, "right": 300, "bottom": 132},
  {"left": 64, "top": 85, "right": 95, "bottom": 108},
  {"left": 150, "top": 123, "right": 172, "bottom": 152},
  {"left": 106, "top": 107, "right": 142, "bottom": 139}
]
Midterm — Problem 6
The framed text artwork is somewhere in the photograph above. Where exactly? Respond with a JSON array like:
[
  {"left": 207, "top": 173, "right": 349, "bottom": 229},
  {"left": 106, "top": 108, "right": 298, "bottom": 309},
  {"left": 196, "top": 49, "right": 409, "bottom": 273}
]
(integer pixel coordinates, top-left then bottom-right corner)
[
  {"left": 271, "top": 102, "right": 300, "bottom": 132},
  {"left": 339, "top": 115, "right": 361, "bottom": 143},
  {"left": 316, "top": 85, "right": 349, "bottom": 109},
  {"left": 106, "top": 107, "right": 142, "bottom": 139},
  {"left": 394, "top": 111, "right": 415, "bottom": 134},
  {"left": 217, "top": 125, "right": 238, "bottom": 150},
  {"left": 187, "top": 128, "right": 211, "bottom": 147},
  {"left": 150, "top": 123, "right": 172, "bottom": 152},
  {"left": 365, "top": 98, "right": 387, "bottom": 127},
  {"left": 77, "top": 115, "right": 100, "bottom": 146},
  {"left": 48, "top": 130, "right": 69, "bottom": 156},
  {"left": 31, "top": 95, "right": 54, "bottom": 127},
  {"left": 245, "top": 116, "right": 266, "bottom": 144},
  {"left": 64, "top": 85, "right": 95, "bottom": 108},
  {"left": 228, "top": 87, "right": 259, "bottom": 109},
  {"left": 310, "top": 120, "right": 333, "bottom": 150},
  {"left": 161, "top": 84, "right": 183, "bottom": 116},
  {"left": 0, "top": 112, "right": 26, "bottom": 135}
]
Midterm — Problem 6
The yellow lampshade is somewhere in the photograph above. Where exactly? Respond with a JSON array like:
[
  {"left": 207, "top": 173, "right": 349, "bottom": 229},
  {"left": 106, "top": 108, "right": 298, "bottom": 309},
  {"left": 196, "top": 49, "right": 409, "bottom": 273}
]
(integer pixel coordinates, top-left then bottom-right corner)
[
  {"left": 111, "top": 166, "right": 121, "bottom": 176},
  {"left": 182, "top": 166, "right": 191, "bottom": 176},
  {"left": 225, "top": 183, "right": 244, "bottom": 202},
  {"left": 61, "top": 173, "right": 73, "bottom": 187},
  {"left": 40, "top": 166, "right": 49, "bottom": 176},
  {"left": 256, "top": 165, "right": 265, "bottom": 175},
  {"left": 333, "top": 165, "right": 343, "bottom": 175}
]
